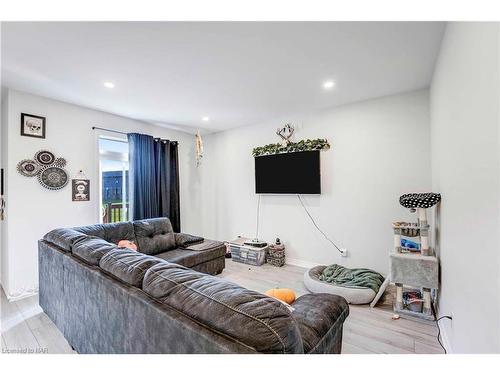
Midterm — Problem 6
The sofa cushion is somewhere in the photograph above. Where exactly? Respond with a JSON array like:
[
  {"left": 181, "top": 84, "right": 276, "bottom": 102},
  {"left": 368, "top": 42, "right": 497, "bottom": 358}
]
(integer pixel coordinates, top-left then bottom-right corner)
[
  {"left": 74, "top": 223, "right": 106, "bottom": 239},
  {"left": 100, "top": 248, "right": 163, "bottom": 287},
  {"left": 174, "top": 233, "right": 204, "bottom": 248},
  {"left": 291, "top": 294, "right": 349, "bottom": 354},
  {"left": 142, "top": 263, "right": 303, "bottom": 353},
  {"left": 43, "top": 228, "right": 88, "bottom": 252},
  {"left": 103, "top": 222, "right": 136, "bottom": 245},
  {"left": 74, "top": 222, "right": 136, "bottom": 245},
  {"left": 72, "top": 236, "right": 118, "bottom": 265},
  {"left": 154, "top": 241, "right": 226, "bottom": 268},
  {"left": 133, "top": 218, "right": 176, "bottom": 255},
  {"left": 181, "top": 239, "right": 225, "bottom": 252}
]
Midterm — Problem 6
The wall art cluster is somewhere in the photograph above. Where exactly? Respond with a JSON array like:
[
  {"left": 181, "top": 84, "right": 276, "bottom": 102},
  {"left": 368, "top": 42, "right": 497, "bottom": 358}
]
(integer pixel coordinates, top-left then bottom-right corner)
[{"left": 17, "top": 150, "right": 69, "bottom": 190}]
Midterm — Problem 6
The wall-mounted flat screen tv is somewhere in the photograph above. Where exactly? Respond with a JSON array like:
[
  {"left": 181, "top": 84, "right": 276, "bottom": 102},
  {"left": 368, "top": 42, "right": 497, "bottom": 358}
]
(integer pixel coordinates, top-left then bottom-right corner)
[{"left": 254, "top": 151, "right": 321, "bottom": 194}]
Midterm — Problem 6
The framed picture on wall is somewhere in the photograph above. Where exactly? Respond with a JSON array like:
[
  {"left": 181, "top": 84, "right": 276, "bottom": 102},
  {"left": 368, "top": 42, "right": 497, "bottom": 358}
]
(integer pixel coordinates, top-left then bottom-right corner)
[
  {"left": 72, "top": 179, "right": 90, "bottom": 201},
  {"left": 21, "top": 113, "right": 46, "bottom": 139}
]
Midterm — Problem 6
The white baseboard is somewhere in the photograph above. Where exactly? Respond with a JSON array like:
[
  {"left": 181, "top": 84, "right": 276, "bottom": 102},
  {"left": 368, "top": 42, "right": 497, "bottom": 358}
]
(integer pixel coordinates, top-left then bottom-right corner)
[
  {"left": 437, "top": 319, "right": 453, "bottom": 354},
  {"left": 285, "top": 257, "right": 319, "bottom": 269},
  {"left": 4, "top": 287, "right": 38, "bottom": 302}
]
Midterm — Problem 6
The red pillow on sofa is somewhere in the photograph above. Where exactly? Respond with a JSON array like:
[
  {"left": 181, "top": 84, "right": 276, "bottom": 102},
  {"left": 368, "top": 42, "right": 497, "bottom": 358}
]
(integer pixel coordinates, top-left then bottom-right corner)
[{"left": 118, "top": 240, "right": 137, "bottom": 251}]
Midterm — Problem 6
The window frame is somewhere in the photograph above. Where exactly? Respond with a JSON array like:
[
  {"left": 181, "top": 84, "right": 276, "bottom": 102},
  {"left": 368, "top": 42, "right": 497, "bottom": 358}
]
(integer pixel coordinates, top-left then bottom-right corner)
[{"left": 96, "top": 133, "right": 129, "bottom": 224}]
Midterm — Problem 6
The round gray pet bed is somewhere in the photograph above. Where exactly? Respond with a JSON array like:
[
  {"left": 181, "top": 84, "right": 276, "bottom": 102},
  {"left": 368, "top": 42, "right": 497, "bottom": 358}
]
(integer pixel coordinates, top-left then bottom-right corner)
[{"left": 304, "top": 265, "right": 376, "bottom": 305}]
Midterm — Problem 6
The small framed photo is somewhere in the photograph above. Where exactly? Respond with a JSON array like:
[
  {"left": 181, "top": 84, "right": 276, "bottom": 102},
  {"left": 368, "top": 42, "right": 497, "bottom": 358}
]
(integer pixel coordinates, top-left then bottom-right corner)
[
  {"left": 21, "top": 113, "right": 46, "bottom": 139},
  {"left": 72, "top": 179, "right": 90, "bottom": 201}
]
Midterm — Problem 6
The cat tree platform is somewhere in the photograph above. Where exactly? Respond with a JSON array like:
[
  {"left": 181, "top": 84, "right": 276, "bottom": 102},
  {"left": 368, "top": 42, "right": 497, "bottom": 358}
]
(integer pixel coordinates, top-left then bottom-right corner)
[
  {"left": 390, "top": 253, "right": 439, "bottom": 289},
  {"left": 390, "top": 252, "right": 438, "bottom": 320}
]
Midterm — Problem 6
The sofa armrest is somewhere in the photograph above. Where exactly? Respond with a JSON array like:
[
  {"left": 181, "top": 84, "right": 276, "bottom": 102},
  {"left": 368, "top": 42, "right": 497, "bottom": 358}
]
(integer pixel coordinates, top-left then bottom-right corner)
[
  {"left": 291, "top": 294, "right": 349, "bottom": 354},
  {"left": 174, "top": 233, "right": 205, "bottom": 248}
]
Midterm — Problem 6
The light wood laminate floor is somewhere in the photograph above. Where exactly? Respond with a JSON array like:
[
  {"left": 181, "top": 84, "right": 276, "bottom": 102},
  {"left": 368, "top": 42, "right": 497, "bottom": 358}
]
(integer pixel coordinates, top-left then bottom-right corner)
[{"left": 1, "top": 260, "right": 443, "bottom": 354}]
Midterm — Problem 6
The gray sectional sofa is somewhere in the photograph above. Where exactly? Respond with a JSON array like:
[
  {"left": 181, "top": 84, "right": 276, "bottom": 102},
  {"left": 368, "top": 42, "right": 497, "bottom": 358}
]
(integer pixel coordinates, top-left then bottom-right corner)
[{"left": 39, "top": 217, "right": 349, "bottom": 354}]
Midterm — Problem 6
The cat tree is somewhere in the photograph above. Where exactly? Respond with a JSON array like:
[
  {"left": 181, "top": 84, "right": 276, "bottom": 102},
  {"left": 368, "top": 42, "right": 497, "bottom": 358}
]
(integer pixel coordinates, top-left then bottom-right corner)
[
  {"left": 391, "top": 193, "right": 440, "bottom": 319},
  {"left": 371, "top": 193, "right": 440, "bottom": 320}
]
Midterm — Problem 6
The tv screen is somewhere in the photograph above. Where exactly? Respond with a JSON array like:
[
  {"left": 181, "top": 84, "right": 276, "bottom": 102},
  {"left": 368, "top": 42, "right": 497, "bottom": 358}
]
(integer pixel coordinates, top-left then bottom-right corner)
[{"left": 254, "top": 151, "right": 321, "bottom": 194}]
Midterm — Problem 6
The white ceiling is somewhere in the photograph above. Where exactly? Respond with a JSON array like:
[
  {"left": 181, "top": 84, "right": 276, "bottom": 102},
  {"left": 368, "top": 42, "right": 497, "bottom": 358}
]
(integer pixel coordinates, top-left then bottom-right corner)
[{"left": 1, "top": 22, "right": 445, "bottom": 133}]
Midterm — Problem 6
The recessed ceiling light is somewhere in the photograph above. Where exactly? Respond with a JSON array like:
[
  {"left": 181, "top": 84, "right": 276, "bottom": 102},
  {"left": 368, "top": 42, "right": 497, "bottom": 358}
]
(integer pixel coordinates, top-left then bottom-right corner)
[
  {"left": 103, "top": 81, "right": 115, "bottom": 89},
  {"left": 323, "top": 80, "right": 335, "bottom": 90},
  {"left": 202, "top": 116, "right": 210, "bottom": 122}
]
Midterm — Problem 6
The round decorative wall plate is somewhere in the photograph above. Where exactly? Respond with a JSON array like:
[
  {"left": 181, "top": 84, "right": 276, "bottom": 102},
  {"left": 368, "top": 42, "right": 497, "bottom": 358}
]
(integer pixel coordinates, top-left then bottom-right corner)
[
  {"left": 53, "top": 157, "right": 67, "bottom": 167},
  {"left": 17, "top": 159, "right": 41, "bottom": 177},
  {"left": 37, "top": 166, "right": 69, "bottom": 190},
  {"left": 34, "top": 150, "right": 56, "bottom": 165}
]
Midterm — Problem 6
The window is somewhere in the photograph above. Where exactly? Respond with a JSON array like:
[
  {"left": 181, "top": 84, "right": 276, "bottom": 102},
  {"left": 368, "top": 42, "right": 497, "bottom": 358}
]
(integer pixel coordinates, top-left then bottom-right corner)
[{"left": 99, "top": 137, "right": 129, "bottom": 223}]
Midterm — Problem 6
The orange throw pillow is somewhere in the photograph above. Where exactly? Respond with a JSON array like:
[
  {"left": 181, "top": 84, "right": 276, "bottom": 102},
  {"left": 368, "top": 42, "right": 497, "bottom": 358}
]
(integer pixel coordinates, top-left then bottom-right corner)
[
  {"left": 265, "top": 288, "right": 296, "bottom": 304},
  {"left": 118, "top": 240, "right": 137, "bottom": 251}
]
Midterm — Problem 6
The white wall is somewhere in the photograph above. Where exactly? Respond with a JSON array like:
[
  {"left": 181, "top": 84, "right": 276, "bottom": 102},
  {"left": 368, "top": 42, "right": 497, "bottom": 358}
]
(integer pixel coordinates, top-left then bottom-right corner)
[
  {"left": 199, "top": 90, "right": 431, "bottom": 273},
  {"left": 1, "top": 89, "right": 202, "bottom": 300},
  {"left": 430, "top": 22, "right": 500, "bottom": 353},
  {"left": 1, "top": 90, "right": 8, "bottom": 294}
]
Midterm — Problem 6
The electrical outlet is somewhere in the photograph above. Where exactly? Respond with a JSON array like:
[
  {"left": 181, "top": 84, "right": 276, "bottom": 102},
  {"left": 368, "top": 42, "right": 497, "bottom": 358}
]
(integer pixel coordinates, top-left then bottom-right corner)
[{"left": 340, "top": 248, "right": 348, "bottom": 257}]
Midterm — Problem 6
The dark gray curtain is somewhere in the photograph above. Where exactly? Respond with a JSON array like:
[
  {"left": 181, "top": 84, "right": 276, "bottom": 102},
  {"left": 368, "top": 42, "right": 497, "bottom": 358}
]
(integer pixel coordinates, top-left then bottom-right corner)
[
  {"left": 155, "top": 138, "right": 180, "bottom": 232},
  {"left": 128, "top": 133, "right": 180, "bottom": 232}
]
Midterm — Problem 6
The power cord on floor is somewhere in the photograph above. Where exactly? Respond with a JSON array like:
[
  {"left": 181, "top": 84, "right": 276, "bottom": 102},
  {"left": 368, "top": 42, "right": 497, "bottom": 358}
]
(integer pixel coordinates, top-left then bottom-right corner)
[
  {"left": 297, "top": 194, "right": 343, "bottom": 254},
  {"left": 434, "top": 315, "right": 452, "bottom": 354}
]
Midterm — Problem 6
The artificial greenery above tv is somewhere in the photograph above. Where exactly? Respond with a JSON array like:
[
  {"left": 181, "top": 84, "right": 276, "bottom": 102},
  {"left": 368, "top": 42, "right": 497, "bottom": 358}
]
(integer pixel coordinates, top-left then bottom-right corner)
[{"left": 252, "top": 138, "right": 330, "bottom": 157}]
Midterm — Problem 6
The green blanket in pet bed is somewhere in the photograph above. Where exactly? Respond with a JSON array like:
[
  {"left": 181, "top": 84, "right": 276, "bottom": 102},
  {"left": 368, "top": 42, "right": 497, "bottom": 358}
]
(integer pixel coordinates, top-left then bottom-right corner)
[{"left": 319, "top": 264, "right": 385, "bottom": 293}]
